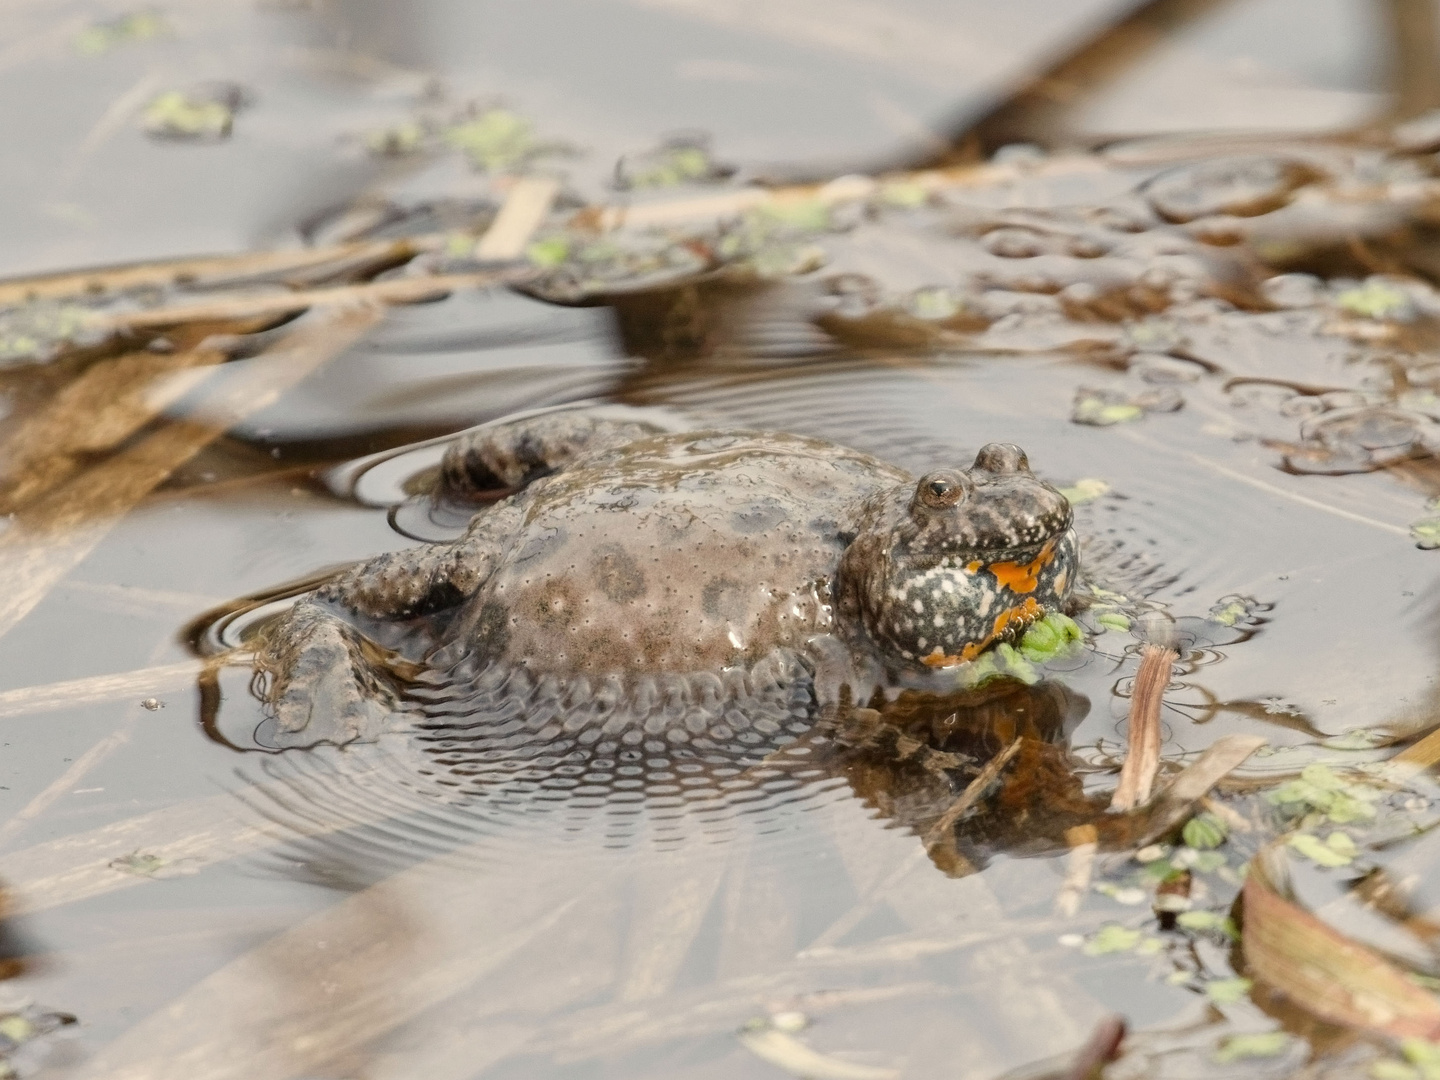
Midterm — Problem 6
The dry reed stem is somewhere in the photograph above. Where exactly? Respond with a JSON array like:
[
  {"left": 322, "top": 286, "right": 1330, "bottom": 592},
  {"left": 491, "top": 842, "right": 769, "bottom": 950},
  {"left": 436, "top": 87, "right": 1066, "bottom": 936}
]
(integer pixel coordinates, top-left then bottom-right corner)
[
  {"left": 1054, "top": 824, "right": 1099, "bottom": 917},
  {"left": 0, "top": 238, "right": 432, "bottom": 307},
  {"left": 107, "top": 270, "right": 519, "bottom": 332},
  {"left": 473, "top": 176, "right": 560, "bottom": 260},
  {"left": 1110, "top": 645, "right": 1175, "bottom": 811}
]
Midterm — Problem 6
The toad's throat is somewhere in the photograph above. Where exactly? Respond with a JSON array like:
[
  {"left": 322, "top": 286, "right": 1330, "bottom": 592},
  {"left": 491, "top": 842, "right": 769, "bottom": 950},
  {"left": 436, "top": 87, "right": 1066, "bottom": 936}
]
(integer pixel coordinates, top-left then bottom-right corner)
[
  {"left": 921, "top": 596, "right": 1044, "bottom": 668},
  {"left": 985, "top": 537, "right": 1058, "bottom": 594}
]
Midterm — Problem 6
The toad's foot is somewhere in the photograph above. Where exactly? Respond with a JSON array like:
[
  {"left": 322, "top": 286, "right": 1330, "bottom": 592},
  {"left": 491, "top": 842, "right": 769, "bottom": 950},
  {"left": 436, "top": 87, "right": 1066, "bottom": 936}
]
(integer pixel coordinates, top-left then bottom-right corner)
[
  {"left": 255, "top": 600, "right": 406, "bottom": 745},
  {"left": 440, "top": 407, "right": 679, "bottom": 501},
  {"left": 256, "top": 502, "right": 525, "bottom": 744}
]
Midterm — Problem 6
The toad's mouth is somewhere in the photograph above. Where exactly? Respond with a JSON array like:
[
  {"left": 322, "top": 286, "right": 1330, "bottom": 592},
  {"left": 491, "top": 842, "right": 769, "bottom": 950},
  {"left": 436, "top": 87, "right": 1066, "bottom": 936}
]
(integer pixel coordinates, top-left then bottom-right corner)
[{"left": 898, "top": 535, "right": 1065, "bottom": 590}]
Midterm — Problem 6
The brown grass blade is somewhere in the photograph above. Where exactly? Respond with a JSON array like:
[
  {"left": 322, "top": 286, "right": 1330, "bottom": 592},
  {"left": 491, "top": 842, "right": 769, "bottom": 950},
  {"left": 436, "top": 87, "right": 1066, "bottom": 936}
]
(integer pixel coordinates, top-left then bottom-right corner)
[
  {"left": 1109, "top": 646, "right": 1175, "bottom": 811},
  {"left": 0, "top": 304, "right": 382, "bottom": 641},
  {"left": 1243, "top": 843, "right": 1440, "bottom": 1039}
]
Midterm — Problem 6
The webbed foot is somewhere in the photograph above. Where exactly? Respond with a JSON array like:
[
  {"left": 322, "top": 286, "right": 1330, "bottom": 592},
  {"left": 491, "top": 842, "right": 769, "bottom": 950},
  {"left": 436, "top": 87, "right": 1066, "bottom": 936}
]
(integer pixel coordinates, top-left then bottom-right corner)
[
  {"left": 439, "top": 405, "right": 683, "bottom": 500},
  {"left": 255, "top": 601, "right": 405, "bottom": 746}
]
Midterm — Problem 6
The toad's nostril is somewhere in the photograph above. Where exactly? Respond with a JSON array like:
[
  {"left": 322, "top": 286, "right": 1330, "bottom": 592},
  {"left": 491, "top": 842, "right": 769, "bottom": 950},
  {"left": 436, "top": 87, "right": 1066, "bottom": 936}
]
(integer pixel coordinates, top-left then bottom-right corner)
[{"left": 972, "top": 442, "right": 1029, "bottom": 474}]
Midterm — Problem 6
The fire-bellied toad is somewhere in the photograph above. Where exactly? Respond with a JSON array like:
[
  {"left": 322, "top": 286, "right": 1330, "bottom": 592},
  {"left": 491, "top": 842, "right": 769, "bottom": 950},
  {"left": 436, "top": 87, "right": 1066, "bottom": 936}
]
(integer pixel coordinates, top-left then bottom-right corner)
[{"left": 256, "top": 410, "right": 1077, "bottom": 745}]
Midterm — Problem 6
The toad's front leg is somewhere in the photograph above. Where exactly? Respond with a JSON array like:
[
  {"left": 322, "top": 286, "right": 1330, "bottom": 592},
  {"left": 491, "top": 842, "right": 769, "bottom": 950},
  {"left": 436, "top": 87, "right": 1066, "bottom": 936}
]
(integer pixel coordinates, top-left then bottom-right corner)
[{"left": 254, "top": 502, "right": 522, "bottom": 745}]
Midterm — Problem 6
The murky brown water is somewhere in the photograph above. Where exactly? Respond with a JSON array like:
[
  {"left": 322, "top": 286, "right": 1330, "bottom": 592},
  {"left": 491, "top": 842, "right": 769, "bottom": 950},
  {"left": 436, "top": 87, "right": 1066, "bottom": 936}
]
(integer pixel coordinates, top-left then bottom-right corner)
[{"left": 2, "top": 2, "right": 1440, "bottom": 1078}]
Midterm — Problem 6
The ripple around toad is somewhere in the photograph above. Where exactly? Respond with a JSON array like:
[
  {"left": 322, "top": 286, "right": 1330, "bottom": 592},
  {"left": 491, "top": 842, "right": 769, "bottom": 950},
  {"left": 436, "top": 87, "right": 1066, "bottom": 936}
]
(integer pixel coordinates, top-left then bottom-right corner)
[{"left": 234, "top": 677, "right": 866, "bottom": 878}]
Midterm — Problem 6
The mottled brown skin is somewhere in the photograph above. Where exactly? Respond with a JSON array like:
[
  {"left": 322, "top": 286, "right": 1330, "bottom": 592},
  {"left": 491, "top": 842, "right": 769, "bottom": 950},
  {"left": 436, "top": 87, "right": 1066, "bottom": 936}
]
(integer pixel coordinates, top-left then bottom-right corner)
[
  {"left": 445, "top": 430, "right": 893, "bottom": 675},
  {"left": 257, "top": 412, "right": 1078, "bottom": 745}
]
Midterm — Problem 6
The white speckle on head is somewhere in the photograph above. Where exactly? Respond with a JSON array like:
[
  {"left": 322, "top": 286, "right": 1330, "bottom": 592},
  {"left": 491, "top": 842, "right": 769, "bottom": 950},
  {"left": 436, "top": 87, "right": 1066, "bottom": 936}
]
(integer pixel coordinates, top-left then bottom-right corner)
[{"left": 912, "top": 599, "right": 924, "bottom": 614}]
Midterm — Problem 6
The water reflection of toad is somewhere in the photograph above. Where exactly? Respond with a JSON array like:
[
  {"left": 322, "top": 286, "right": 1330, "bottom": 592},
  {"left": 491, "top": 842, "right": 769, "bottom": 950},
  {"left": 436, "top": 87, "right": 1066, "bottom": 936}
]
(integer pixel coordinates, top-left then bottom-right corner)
[{"left": 810, "top": 680, "right": 1104, "bottom": 877}]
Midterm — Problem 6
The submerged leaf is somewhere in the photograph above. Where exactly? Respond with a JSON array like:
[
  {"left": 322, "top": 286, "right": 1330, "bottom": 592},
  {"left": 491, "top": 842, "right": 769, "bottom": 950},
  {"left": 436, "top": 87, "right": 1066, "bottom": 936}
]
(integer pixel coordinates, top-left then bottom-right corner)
[
  {"left": 1289, "top": 831, "right": 1358, "bottom": 867},
  {"left": 1175, "top": 910, "right": 1238, "bottom": 939},
  {"left": 1401, "top": 1041, "right": 1440, "bottom": 1080},
  {"left": 525, "top": 235, "right": 571, "bottom": 268},
  {"left": 1073, "top": 389, "right": 1143, "bottom": 426},
  {"left": 1242, "top": 846, "right": 1440, "bottom": 1039},
  {"left": 1268, "top": 764, "right": 1381, "bottom": 824},
  {"left": 1183, "top": 813, "right": 1228, "bottom": 850},
  {"left": 143, "top": 91, "right": 233, "bottom": 140},
  {"left": 365, "top": 121, "right": 426, "bottom": 157},
  {"left": 1412, "top": 517, "right": 1440, "bottom": 550},
  {"left": 1336, "top": 279, "right": 1413, "bottom": 320},
  {"left": 992, "top": 642, "right": 1037, "bottom": 685},
  {"left": 1018, "top": 613, "right": 1084, "bottom": 663},
  {"left": 1059, "top": 478, "right": 1111, "bottom": 504},
  {"left": 1213, "top": 1032, "right": 1290, "bottom": 1062},
  {"left": 878, "top": 181, "right": 929, "bottom": 208},
  {"left": 1205, "top": 977, "right": 1253, "bottom": 1005},
  {"left": 1082, "top": 925, "right": 1143, "bottom": 955},
  {"left": 75, "top": 10, "right": 168, "bottom": 55},
  {"left": 444, "top": 110, "right": 535, "bottom": 172}
]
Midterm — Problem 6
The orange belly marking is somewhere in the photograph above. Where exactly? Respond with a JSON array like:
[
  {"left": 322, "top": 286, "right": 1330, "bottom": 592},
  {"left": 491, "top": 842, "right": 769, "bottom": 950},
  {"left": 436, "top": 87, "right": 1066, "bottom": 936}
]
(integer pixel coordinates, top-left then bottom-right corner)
[
  {"left": 920, "top": 596, "right": 1043, "bottom": 669},
  {"left": 988, "top": 538, "right": 1057, "bottom": 595}
]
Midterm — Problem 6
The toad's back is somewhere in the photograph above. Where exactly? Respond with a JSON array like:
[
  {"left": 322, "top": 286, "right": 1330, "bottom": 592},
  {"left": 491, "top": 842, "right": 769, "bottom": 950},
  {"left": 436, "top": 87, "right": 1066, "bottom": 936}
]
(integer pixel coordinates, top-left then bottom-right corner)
[{"left": 447, "top": 431, "right": 909, "bottom": 675}]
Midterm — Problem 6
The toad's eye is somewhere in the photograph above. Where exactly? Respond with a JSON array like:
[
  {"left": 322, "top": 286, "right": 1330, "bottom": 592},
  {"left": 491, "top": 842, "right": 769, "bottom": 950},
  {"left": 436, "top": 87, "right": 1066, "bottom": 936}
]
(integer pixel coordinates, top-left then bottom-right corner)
[{"left": 915, "top": 470, "right": 968, "bottom": 509}]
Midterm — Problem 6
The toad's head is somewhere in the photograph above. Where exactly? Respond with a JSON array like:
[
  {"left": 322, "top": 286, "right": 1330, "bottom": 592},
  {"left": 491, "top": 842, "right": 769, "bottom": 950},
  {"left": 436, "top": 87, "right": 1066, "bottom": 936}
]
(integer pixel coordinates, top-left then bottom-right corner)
[{"left": 839, "top": 443, "right": 1077, "bottom": 668}]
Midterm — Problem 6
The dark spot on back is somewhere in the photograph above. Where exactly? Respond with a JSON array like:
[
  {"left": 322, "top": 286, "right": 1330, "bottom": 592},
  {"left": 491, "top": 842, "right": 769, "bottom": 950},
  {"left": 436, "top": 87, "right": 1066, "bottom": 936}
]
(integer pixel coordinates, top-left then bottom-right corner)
[
  {"left": 473, "top": 599, "right": 511, "bottom": 655},
  {"left": 702, "top": 577, "right": 748, "bottom": 622},
  {"left": 592, "top": 544, "right": 646, "bottom": 602},
  {"left": 731, "top": 496, "right": 789, "bottom": 535}
]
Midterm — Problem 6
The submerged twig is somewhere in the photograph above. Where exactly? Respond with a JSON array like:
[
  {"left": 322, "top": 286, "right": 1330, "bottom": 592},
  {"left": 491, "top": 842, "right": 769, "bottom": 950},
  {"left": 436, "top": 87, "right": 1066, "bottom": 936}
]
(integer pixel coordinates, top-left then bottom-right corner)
[
  {"left": 0, "top": 238, "right": 434, "bottom": 308},
  {"left": 1054, "top": 825, "right": 1099, "bottom": 917},
  {"left": 922, "top": 736, "right": 1024, "bottom": 851},
  {"left": 1060, "top": 1015, "right": 1127, "bottom": 1080},
  {"left": 738, "top": 1024, "right": 899, "bottom": 1080},
  {"left": 1110, "top": 646, "right": 1175, "bottom": 811},
  {"left": 107, "top": 269, "right": 526, "bottom": 333}
]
